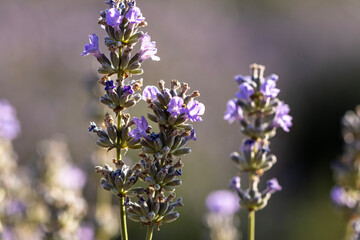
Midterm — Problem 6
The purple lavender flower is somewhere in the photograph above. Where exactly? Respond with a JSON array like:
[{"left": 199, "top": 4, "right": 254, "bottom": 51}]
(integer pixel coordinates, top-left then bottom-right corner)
[
  {"left": 57, "top": 165, "right": 87, "bottom": 190},
  {"left": 105, "top": 80, "right": 116, "bottom": 91},
  {"left": 77, "top": 223, "right": 95, "bottom": 240},
  {"left": 242, "top": 139, "right": 256, "bottom": 153},
  {"left": 167, "top": 97, "right": 184, "bottom": 117},
  {"left": 125, "top": 6, "right": 145, "bottom": 24},
  {"left": 129, "top": 116, "right": 148, "bottom": 140},
  {"left": 123, "top": 85, "right": 134, "bottom": 96},
  {"left": 88, "top": 122, "right": 99, "bottom": 132},
  {"left": 6, "top": 200, "right": 26, "bottom": 216},
  {"left": 182, "top": 99, "right": 205, "bottom": 122},
  {"left": 229, "top": 176, "right": 241, "bottom": 190},
  {"left": 142, "top": 86, "right": 160, "bottom": 101},
  {"left": 260, "top": 77, "right": 280, "bottom": 98},
  {"left": 234, "top": 74, "right": 251, "bottom": 84},
  {"left": 331, "top": 186, "right": 357, "bottom": 208},
  {"left": 139, "top": 34, "right": 160, "bottom": 61},
  {"left": 185, "top": 129, "right": 197, "bottom": 141},
  {"left": 273, "top": 101, "right": 293, "bottom": 132},
  {"left": 106, "top": 8, "right": 123, "bottom": 27},
  {"left": 266, "top": 178, "right": 282, "bottom": 194},
  {"left": 81, "top": 34, "right": 102, "bottom": 58},
  {"left": 206, "top": 190, "right": 240, "bottom": 216},
  {"left": 236, "top": 82, "right": 254, "bottom": 100},
  {"left": 224, "top": 99, "right": 243, "bottom": 124},
  {"left": 0, "top": 100, "right": 20, "bottom": 140}
]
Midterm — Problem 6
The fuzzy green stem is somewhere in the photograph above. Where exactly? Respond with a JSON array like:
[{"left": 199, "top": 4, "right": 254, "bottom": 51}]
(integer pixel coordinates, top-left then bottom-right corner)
[
  {"left": 248, "top": 211, "right": 255, "bottom": 240},
  {"left": 145, "top": 224, "right": 154, "bottom": 240}
]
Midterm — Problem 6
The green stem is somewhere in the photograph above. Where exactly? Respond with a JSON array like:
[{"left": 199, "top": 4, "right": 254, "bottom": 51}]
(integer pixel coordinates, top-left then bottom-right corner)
[
  {"left": 119, "top": 196, "right": 128, "bottom": 240},
  {"left": 248, "top": 211, "right": 255, "bottom": 240},
  {"left": 145, "top": 224, "right": 154, "bottom": 240}
]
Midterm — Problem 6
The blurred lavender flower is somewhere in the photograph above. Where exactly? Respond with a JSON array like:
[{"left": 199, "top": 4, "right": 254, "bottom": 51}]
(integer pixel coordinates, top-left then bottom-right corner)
[
  {"left": 206, "top": 190, "right": 240, "bottom": 216},
  {"left": 123, "top": 85, "right": 134, "bottom": 96},
  {"left": 182, "top": 99, "right": 205, "bottom": 122},
  {"left": 229, "top": 176, "right": 241, "bottom": 190},
  {"left": 224, "top": 99, "right": 243, "bottom": 124},
  {"left": 56, "top": 165, "right": 87, "bottom": 190},
  {"left": 185, "top": 129, "right": 197, "bottom": 141},
  {"left": 266, "top": 178, "right": 282, "bottom": 194},
  {"left": 139, "top": 34, "right": 160, "bottom": 61},
  {"left": 77, "top": 223, "right": 95, "bottom": 240},
  {"left": 273, "top": 101, "right": 293, "bottom": 132},
  {"left": 236, "top": 82, "right": 254, "bottom": 100},
  {"left": 81, "top": 34, "right": 102, "bottom": 58},
  {"left": 106, "top": 8, "right": 122, "bottom": 27},
  {"left": 167, "top": 96, "right": 184, "bottom": 116},
  {"left": 129, "top": 116, "right": 148, "bottom": 140},
  {"left": 0, "top": 100, "right": 20, "bottom": 140},
  {"left": 331, "top": 186, "right": 357, "bottom": 208},
  {"left": 142, "top": 85, "right": 160, "bottom": 101},
  {"left": 260, "top": 76, "right": 280, "bottom": 98},
  {"left": 125, "top": 6, "right": 145, "bottom": 24}
]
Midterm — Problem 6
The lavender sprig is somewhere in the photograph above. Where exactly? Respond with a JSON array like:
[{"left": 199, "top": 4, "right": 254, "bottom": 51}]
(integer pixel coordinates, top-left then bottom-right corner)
[
  {"left": 332, "top": 106, "right": 360, "bottom": 240},
  {"left": 225, "top": 64, "right": 292, "bottom": 240}
]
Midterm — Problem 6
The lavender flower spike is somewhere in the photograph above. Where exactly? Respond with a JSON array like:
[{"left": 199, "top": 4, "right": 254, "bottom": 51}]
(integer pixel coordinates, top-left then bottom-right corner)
[
  {"left": 125, "top": 6, "right": 145, "bottom": 24},
  {"left": 224, "top": 99, "right": 243, "bottom": 124},
  {"left": 81, "top": 34, "right": 102, "bottom": 58},
  {"left": 0, "top": 100, "right": 21, "bottom": 140},
  {"left": 139, "top": 34, "right": 160, "bottom": 62},
  {"left": 129, "top": 116, "right": 148, "bottom": 140},
  {"left": 142, "top": 85, "right": 160, "bottom": 101},
  {"left": 106, "top": 8, "right": 123, "bottom": 27},
  {"left": 273, "top": 101, "right": 293, "bottom": 132},
  {"left": 167, "top": 96, "right": 184, "bottom": 117}
]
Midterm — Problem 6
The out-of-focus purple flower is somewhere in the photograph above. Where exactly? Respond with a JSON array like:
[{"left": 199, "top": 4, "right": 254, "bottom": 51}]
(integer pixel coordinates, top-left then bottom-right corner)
[
  {"left": 331, "top": 186, "right": 357, "bottom": 208},
  {"left": 123, "top": 85, "right": 134, "bottom": 96},
  {"left": 0, "top": 100, "right": 21, "bottom": 140},
  {"left": 6, "top": 200, "right": 26, "bottom": 216},
  {"left": 182, "top": 99, "right": 205, "bottom": 122},
  {"left": 224, "top": 99, "right": 243, "bottom": 124},
  {"left": 185, "top": 129, "right": 197, "bottom": 141},
  {"left": 266, "top": 178, "right": 282, "bottom": 194},
  {"left": 236, "top": 82, "right": 254, "bottom": 100},
  {"left": 129, "top": 116, "right": 148, "bottom": 140},
  {"left": 167, "top": 97, "right": 184, "bottom": 117},
  {"left": 106, "top": 8, "right": 123, "bottom": 27},
  {"left": 142, "top": 86, "right": 160, "bottom": 101},
  {"left": 81, "top": 34, "right": 102, "bottom": 58},
  {"left": 125, "top": 6, "right": 145, "bottom": 24},
  {"left": 77, "top": 223, "right": 95, "bottom": 240},
  {"left": 57, "top": 165, "right": 87, "bottom": 190},
  {"left": 234, "top": 74, "right": 251, "bottom": 84},
  {"left": 260, "top": 78, "right": 280, "bottom": 98},
  {"left": 242, "top": 139, "right": 256, "bottom": 153},
  {"left": 139, "top": 34, "right": 160, "bottom": 61},
  {"left": 206, "top": 190, "right": 240, "bottom": 216},
  {"left": 2, "top": 227, "right": 15, "bottom": 240},
  {"left": 105, "top": 80, "right": 116, "bottom": 91},
  {"left": 273, "top": 101, "right": 292, "bottom": 132},
  {"left": 229, "top": 176, "right": 241, "bottom": 190}
]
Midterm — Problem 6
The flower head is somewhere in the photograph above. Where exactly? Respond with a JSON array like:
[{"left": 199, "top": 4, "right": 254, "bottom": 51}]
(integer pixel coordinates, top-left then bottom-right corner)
[
  {"left": 125, "top": 6, "right": 145, "bottom": 24},
  {"left": 0, "top": 100, "right": 21, "bottom": 140},
  {"left": 206, "top": 190, "right": 240, "bottom": 216},
  {"left": 106, "top": 8, "right": 123, "bottom": 27},
  {"left": 105, "top": 80, "right": 116, "bottom": 92},
  {"left": 224, "top": 99, "right": 243, "bottom": 124},
  {"left": 167, "top": 96, "right": 184, "bottom": 117},
  {"left": 273, "top": 101, "right": 293, "bottom": 132},
  {"left": 182, "top": 99, "right": 205, "bottom": 122},
  {"left": 129, "top": 116, "right": 148, "bottom": 140},
  {"left": 266, "top": 178, "right": 282, "bottom": 194},
  {"left": 260, "top": 76, "right": 280, "bottom": 98},
  {"left": 81, "top": 34, "right": 102, "bottom": 58},
  {"left": 139, "top": 34, "right": 160, "bottom": 61},
  {"left": 142, "top": 86, "right": 160, "bottom": 101},
  {"left": 236, "top": 82, "right": 254, "bottom": 100}
]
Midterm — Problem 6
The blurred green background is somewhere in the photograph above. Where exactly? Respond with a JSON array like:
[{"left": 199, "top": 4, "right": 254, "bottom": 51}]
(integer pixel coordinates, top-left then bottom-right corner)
[{"left": 2, "top": 0, "right": 360, "bottom": 239}]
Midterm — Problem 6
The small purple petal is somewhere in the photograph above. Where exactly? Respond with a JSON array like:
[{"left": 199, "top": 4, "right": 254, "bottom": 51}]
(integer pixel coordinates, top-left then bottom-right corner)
[
  {"left": 139, "top": 34, "right": 160, "bottom": 61},
  {"left": 229, "top": 176, "right": 241, "bottom": 190},
  {"left": 106, "top": 8, "right": 123, "bottom": 27},
  {"left": 273, "top": 101, "right": 293, "bottom": 132},
  {"left": 123, "top": 85, "right": 134, "bottom": 96},
  {"left": 105, "top": 80, "right": 116, "bottom": 91},
  {"left": 236, "top": 82, "right": 254, "bottom": 100},
  {"left": 182, "top": 99, "right": 205, "bottom": 122},
  {"left": 185, "top": 129, "right": 197, "bottom": 141},
  {"left": 129, "top": 116, "right": 148, "bottom": 140},
  {"left": 0, "top": 100, "right": 20, "bottom": 140},
  {"left": 331, "top": 186, "right": 357, "bottom": 208},
  {"left": 142, "top": 86, "right": 160, "bottom": 101},
  {"left": 125, "top": 6, "right": 145, "bottom": 24},
  {"left": 224, "top": 99, "right": 243, "bottom": 124},
  {"left": 167, "top": 97, "right": 184, "bottom": 117},
  {"left": 234, "top": 74, "right": 251, "bottom": 84},
  {"left": 81, "top": 34, "right": 102, "bottom": 58},
  {"left": 206, "top": 190, "right": 240, "bottom": 216},
  {"left": 260, "top": 79, "right": 280, "bottom": 98},
  {"left": 266, "top": 178, "right": 282, "bottom": 194}
]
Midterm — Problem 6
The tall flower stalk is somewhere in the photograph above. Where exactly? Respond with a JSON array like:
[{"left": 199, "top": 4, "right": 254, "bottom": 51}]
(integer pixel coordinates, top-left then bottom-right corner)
[
  {"left": 331, "top": 106, "right": 360, "bottom": 240},
  {"left": 225, "top": 64, "right": 292, "bottom": 240},
  {"left": 82, "top": 1, "right": 204, "bottom": 239}
]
